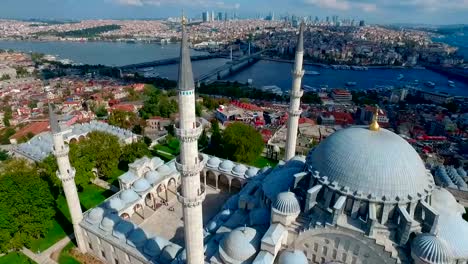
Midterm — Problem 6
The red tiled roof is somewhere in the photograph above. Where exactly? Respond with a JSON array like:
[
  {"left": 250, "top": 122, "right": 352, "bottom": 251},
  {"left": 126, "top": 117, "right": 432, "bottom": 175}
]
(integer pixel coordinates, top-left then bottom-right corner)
[{"left": 10, "top": 121, "right": 50, "bottom": 140}]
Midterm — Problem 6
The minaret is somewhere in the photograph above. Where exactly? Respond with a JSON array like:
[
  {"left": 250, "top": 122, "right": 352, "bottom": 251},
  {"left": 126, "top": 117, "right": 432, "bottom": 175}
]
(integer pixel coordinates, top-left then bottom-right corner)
[
  {"left": 49, "top": 104, "right": 87, "bottom": 253},
  {"left": 284, "top": 23, "right": 305, "bottom": 161},
  {"left": 175, "top": 16, "right": 206, "bottom": 264}
]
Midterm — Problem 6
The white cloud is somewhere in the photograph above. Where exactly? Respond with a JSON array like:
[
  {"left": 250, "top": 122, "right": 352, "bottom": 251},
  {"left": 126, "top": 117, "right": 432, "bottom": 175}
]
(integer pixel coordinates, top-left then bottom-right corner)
[
  {"left": 112, "top": 0, "right": 240, "bottom": 9},
  {"left": 304, "top": 0, "right": 468, "bottom": 12},
  {"left": 304, "top": 0, "right": 350, "bottom": 10}
]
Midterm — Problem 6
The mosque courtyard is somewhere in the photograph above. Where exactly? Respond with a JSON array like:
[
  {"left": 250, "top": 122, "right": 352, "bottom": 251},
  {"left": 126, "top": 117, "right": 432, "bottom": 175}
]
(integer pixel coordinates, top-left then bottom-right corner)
[{"left": 130, "top": 186, "right": 233, "bottom": 245}]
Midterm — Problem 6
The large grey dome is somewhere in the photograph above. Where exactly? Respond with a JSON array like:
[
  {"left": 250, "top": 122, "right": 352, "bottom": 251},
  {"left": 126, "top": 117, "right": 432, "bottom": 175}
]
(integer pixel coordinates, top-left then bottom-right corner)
[
  {"left": 307, "top": 127, "right": 432, "bottom": 202},
  {"left": 219, "top": 227, "right": 260, "bottom": 263}
]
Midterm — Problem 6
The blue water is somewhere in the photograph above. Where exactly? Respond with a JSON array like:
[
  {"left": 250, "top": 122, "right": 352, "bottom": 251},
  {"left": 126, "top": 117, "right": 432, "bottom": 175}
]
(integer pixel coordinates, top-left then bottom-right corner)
[
  {"left": 0, "top": 40, "right": 466, "bottom": 96},
  {"left": 433, "top": 28, "right": 468, "bottom": 60},
  {"left": 226, "top": 60, "right": 468, "bottom": 96}
]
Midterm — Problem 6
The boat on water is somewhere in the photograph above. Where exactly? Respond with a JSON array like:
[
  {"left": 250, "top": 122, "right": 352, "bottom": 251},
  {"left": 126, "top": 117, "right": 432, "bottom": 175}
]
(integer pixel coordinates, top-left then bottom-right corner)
[
  {"left": 143, "top": 72, "right": 160, "bottom": 78},
  {"left": 303, "top": 85, "right": 318, "bottom": 92},
  {"left": 397, "top": 74, "right": 404, "bottom": 81},
  {"left": 351, "top": 66, "right": 368, "bottom": 71},
  {"left": 448, "top": 80, "right": 456, "bottom": 88},
  {"left": 424, "top": 81, "right": 436, "bottom": 88},
  {"left": 304, "top": 70, "right": 320, "bottom": 75},
  {"left": 345, "top": 82, "right": 357, "bottom": 87},
  {"left": 142, "top": 67, "right": 154, "bottom": 72},
  {"left": 260, "top": 85, "right": 283, "bottom": 96}
]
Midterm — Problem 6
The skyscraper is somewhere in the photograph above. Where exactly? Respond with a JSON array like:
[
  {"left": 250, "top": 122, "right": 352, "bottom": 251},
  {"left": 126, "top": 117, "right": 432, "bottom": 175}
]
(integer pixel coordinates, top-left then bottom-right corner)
[
  {"left": 211, "top": 11, "right": 215, "bottom": 22},
  {"left": 217, "top": 12, "right": 223, "bottom": 21},
  {"left": 50, "top": 104, "right": 87, "bottom": 253},
  {"left": 284, "top": 23, "right": 305, "bottom": 161},
  {"left": 202, "top": 11, "right": 209, "bottom": 22},
  {"left": 175, "top": 16, "right": 206, "bottom": 264}
]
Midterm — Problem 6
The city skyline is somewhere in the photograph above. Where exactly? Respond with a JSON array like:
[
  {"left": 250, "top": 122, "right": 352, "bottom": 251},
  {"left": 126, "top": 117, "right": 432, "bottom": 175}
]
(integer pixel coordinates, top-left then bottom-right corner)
[{"left": 0, "top": 0, "right": 467, "bottom": 25}]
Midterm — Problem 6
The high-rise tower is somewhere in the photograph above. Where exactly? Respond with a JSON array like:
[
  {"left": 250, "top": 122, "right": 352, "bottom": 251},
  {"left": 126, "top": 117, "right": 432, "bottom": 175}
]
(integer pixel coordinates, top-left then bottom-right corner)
[
  {"left": 284, "top": 23, "right": 305, "bottom": 161},
  {"left": 49, "top": 104, "right": 87, "bottom": 252},
  {"left": 175, "top": 17, "right": 206, "bottom": 264}
]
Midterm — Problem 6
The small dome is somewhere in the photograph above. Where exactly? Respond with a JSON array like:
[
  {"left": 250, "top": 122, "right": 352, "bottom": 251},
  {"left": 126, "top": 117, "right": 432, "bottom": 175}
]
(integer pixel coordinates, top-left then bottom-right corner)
[
  {"left": 273, "top": 192, "right": 301, "bottom": 215},
  {"left": 107, "top": 197, "right": 124, "bottom": 212},
  {"left": 278, "top": 250, "right": 308, "bottom": 264},
  {"left": 457, "top": 167, "right": 467, "bottom": 177},
  {"left": 245, "top": 168, "right": 259, "bottom": 178},
  {"left": 127, "top": 228, "right": 148, "bottom": 248},
  {"left": 133, "top": 178, "right": 151, "bottom": 193},
  {"left": 411, "top": 234, "right": 452, "bottom": 264},
  {"left": 86, "top": 207, "right": 105, "bottom": 224},
  {"left": 151, "top": 157, "right": 163, "bottom": 167},
  {"left": 157, "top": 164, "right": 172, "bottom": 176},
  {"left": 232, "top": 164, "right": 248, "bottom": 176},
  {"left": 112, "top": 221, "right": 135, "bottom": 241},
  {"left": 219, "top": 160, "right": 234, "bottom": 172},
  {"left": 120, "top": 189, "right": 139, "bottom": 204},
  {"left": 207, "top": 221, "right": 218, "bottom": 232},
  {"left": 144, "top": 236, "right": 170, "bottom": 257},
  {"left": 99, "top": 213, "right": 121, "bottom": 232},
  {"left": 219, "top": 227, "right": 260, "bottom": 263},
  {"left": 145, "top": 171, "right": 160, "bottom": 185},
  {"left": 219, "top": 209, "right": 231, "bottom": 221},
  {"left": 160, "top": 244, "right": 183, "bottom": 263},
  {"left": 207, "top": 157, "right": 221, "bottom": 168},
  {"left": 431, "top": 188, "right": 466, "bottom": 216}
]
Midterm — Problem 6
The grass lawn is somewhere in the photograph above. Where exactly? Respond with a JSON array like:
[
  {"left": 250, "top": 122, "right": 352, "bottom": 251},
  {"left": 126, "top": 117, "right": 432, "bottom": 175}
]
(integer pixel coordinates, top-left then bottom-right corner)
[
  {"left": 58, "top": 242, "right": 80, "bottom": 264},
  {"left": 153, "top": 137, "right": 180, "bottom": 156},
  {"left": 249, "top": 156, "right": 279, "bottom": 168},
  {"left": 107, "top": 168, "right": 126, "bottom": 187},
  {"left": 28, "top": 184, "right": 112, "bottom": 252},
  {"left": 0, "top": 252, "right": 36, "bottom": 264}
]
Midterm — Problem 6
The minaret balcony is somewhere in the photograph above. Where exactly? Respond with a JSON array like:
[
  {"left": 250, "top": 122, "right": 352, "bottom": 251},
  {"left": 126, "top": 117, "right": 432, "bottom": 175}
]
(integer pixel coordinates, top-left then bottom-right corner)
[
  {"left": 291, "top": 89, "right": 304, "bottom": 98},
  {"left": 175, "top": 154, "right": 206, "bottom": 177},
  {"left": 175, "top": 121, "right": 203, "bottom": 142},
  {"left": 53, "top": 145, "right": 70, "bottom": 158},
  {"left": 177, "top": 186, "right": 206, "bottom": 208},
  {"left": 292, "top": 69, "right": 305, "bottom": 78},
  {"left": 57, "top": 167, "right": 76, "bottom": 183},
  {"left": 289, "top": 109, "right": 302, "bottom": 117}
]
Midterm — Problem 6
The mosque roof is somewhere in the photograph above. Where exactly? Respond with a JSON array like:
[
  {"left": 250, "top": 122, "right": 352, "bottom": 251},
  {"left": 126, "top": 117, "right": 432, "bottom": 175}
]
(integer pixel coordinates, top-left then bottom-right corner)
[
  {"left": 273, "top": 192, "right": 301, "bottom": 215},
  {"left": 133, "top": 178, "right": 151, "bottom": 193},
  {"left": 411, "top": 234, "right": 452, "bottom": 264},
  {"left": 278, "top": 250, "right": 308, "bottom": 264},
  {"left": 219, "top": 227, "right": 261, "bottom": 262},
  {"left": 307, "top": 127, "right": 433, "bottom": 202}
]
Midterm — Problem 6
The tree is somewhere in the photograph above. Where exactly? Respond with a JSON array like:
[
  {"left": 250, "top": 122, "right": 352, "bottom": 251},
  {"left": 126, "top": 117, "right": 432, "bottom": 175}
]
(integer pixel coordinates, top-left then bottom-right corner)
[
  {"left": 0, "top": 159, "right": 55, "bottom": 252},
  {"left": 222, "top": 122, "right": 264, "bottom": 163},
  {"left": 119, "top": 141, "right": 151, "bottom": 171},
  {"left": 94, "top": 105, "right": 107, "bottom": 118},
  {"left": 108, "top": 110, "right": 137, "bottom": 129},
  {"left": 132, "top": 124, "right": 143, "bottom": 135},
  {"left": 0, "top": 74, "right": 10, "bottom": 81},
  {"left": 198, "top": 129, "right": 209, "bottom": 149},
  {"left": 83, "top": 131, "right": 121, "bottom": 179},
  {"left": 0, "top": 150, "right": 9, "bottom": 161},
  {"left": 195, "top": 102, "right": 203, "bottom": 117},
  {"left": 2, "top": 106, "right": 12, "bottom": 127},
  {"left": 209, "top": 120, "right": 223, "bottom": 156},
  {"left": 143, "top": 136, "right": 152, "bottom": 147}
]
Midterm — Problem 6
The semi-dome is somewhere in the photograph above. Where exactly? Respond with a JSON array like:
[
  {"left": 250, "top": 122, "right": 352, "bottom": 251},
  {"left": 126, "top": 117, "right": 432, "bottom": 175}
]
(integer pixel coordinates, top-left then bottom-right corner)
[
  {"left": 245, "top": 168, "right": 259, "bottom": 178},
  {"left": 86, "top": 207, "right": 105, "bottom": 224},
  {"left": 232, "top": 164, "right": 248, "bottom": 176},
  {"left": 107, "top": 197, "right": 125, "bottom": 211},
  {"left": 157, "top": 164, "right": 172, "bottom": 176},
  {"left": 278, "top": 250, "right": 308, "bottom": 264},
  {"left": 144, "top": 236, "right": 170, "bottom": 257},
  {"left": 160, "top": 244, "right": 183, "bottom": 263},
  {"left": 307, "top": 127, "right": 432, "bottom": 201},
  {"left": 431, "top": 187, "right": 466, "bottom": 216},
  {"left": 219, "top": 160, "right": 234, "bottom": 172},
  {"left": 207, "top": 157, "right": 221, "bottom": 168},
  {"left": 127, "top": 228, "right": 147, "bottom": 248},
  {"left": 145, "top": 171, "right": 160, "bottom": 185},
  {"left": 133, "top": 178, "right": 151, "bottom": 193},
  {"left": 113, "top": 221, "right": 135, "bottom": 241},
  {"left": 411, "top": 234, "right": 452, "bottom": 264},
  {"left": 99, "top": 213, "right": 121, "bottom": 232},
  {"left": 219, "top": 227, "right": 261, "bottom": 263},
  {"left": 273, "top": 192, "right": 301, "bottom": 215},
  {"left": 120, "top": 189, "right": 139, "bottom": 204}
]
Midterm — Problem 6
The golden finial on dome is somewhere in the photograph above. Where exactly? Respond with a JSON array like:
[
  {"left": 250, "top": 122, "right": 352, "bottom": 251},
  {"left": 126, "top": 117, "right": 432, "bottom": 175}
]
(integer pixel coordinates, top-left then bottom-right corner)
[{"left": 369, "top": 106, "right": 380, "bottom": 131}]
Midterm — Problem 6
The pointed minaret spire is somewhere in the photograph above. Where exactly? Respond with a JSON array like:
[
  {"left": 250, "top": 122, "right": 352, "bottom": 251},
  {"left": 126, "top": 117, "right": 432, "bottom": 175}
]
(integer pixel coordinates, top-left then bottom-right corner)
[
  {"left": 175, "top": 12, "right": 206, "bottom": 264},
  {"left": 49, "top": 103, "right": 87, "bottom": 253},
  {"left": 284, "top": 22, "right": 305, "bottom": 161}
]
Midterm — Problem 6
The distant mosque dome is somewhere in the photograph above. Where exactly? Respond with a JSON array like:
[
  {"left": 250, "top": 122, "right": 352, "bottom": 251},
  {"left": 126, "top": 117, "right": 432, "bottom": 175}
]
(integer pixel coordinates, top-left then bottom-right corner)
[
  {"left": 278, "top": 250, "right": 308, "bottom": 264},
  {"left": 99, "top": 213, "right": 121, "bottom": 232},
  {"left": 245, "top": 167, "right": 259, "bottom": 178},
  {"left": 307, "top": 127, "right": 433, "bottom": 202},
  {"left": 120, "top": 189, "right": 139, "bottom": 204},
  {"left": 133, "top": 178, "right": 151, "bottom": 193},
  {"left": 219, "top": 227, "right": 261, "bottom": 263},
  {"left": 411, "top": 234, "right": 452, "bottom": 264},
  {"left": 207, "top": 157, "right": 221, "bottom": 168},
  {"left": 145, "top": 171, "right": 160, "bottom": 185},
  {"left": 86, "top": 207, "right": 105, "bottom": 224},
  {"left": 219, "top": 160, "right": 234, "bottom": 172},
  {"left": 232, "top": 164, "right": 248, "bottom": 176},
  {"left": 273, "top": 192, "right": 301, "bottom": 215},
  {"left": 157, "top": 164, "right": 172, "bottom": 176},
  {"left": 107, "top": 197, "right": 124, "bottom": 211}
]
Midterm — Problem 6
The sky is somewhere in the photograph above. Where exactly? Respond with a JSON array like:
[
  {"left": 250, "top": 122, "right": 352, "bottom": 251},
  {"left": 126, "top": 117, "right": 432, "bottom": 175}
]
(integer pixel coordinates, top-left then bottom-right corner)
[{"left": 0, "top": 0, "right": 467, "bottom": 25}]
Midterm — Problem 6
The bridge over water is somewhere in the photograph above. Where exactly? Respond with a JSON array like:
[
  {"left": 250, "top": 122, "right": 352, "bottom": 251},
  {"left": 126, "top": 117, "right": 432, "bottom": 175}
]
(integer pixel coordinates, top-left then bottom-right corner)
[{"left": 119, "top": 54, "right": 227, "bottom": 70}]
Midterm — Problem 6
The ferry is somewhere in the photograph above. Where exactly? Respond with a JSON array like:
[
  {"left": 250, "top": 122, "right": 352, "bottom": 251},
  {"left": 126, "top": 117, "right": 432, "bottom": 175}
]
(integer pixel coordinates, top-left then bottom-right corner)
[
  {"left": 304, "top": 70, "right": 320, "bottom": 75},
  {"left": 303, "top": 85, "right": 318, "bottom": 92},
  {"left": 448, "top": 80, "right": 456, "bottom": 88},
  {"left": 142, "top": 67, "right": 154, "bottom": 72},
  {"left": 424, "top": 81, "right": 436, "bottom": 88},
  {"left": 397, "top": 74, "right": 404, "bottom": 81},
  {"left": 345, "top": 82, "right": 357, "bottom": 87}
]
